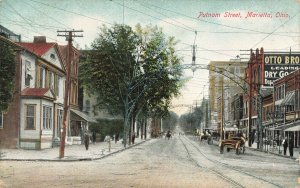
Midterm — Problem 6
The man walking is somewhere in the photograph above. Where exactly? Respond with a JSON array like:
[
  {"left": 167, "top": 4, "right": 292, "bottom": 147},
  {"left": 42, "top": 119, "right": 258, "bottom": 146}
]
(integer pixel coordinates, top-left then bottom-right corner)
[
  {"left": 84, "top": 131, "right": 90, "bottom": 150},
  {"left": 288, "top": 137, "right": 294, "bottom": 158},
  {"left": 283, "top": 137, "right": 288, "bottom": 155}
]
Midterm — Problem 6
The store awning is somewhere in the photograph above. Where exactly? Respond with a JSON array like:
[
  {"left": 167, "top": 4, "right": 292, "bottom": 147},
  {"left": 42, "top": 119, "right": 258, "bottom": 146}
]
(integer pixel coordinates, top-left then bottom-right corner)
[
  {"left": 70, "top": 109, "right": 97, "bottom": 123},
  {"left": 282, "top": 91, "right": 295, "bottom": 106},
  {"left": 284, "top": 125, "right": 300, "bottom": 132}
]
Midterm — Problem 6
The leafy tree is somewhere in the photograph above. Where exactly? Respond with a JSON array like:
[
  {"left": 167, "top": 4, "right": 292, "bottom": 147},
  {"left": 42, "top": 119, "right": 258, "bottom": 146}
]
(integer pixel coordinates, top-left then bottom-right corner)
[
  {"left": 0, "top": 39, "right": 16, "bottom": 112},
  {"left": 162, "top": 111, "right": 178, "bottom": 131},
  {"left": 80, "top": 24, "right": 183, "bottom": 146},
  {"left": 179, "top": 106, "right": 203, "bottom": 134}
]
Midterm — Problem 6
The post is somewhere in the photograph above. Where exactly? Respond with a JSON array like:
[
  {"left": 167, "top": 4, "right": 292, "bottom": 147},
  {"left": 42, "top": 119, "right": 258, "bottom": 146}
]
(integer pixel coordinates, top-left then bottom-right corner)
[
  {"left": 248, "top": 51, "right": 253, "bottom": 147},
  {"left": 257, "top": 84, "right": 263, "bottom": 150},
  {"left": 57, "top": 30, "right": 83, "bottom": 158},
  {"left": 220, "top": 72, "right": 224, "bottom": 141}
]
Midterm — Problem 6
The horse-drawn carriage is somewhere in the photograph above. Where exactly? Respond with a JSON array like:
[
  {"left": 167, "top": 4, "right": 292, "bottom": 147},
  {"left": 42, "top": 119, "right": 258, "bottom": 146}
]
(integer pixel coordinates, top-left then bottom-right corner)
[{"left": 219, "top": 134, "right": 246, "bottom": 155}]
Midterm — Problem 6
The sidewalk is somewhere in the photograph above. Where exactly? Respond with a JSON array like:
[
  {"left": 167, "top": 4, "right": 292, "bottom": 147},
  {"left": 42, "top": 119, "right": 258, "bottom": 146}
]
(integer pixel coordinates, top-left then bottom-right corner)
[
  {"left": 0, "top": 138, "right": 148, "bottom": 161},
  {"left": 244, "top": 141, "right": 299, "bottom": 162}
]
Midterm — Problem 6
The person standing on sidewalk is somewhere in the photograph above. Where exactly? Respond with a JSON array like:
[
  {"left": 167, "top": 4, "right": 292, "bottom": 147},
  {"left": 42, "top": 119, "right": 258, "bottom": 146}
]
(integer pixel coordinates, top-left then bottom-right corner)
[
  {"left": 288, "top": 137, "right": 294, "bottom": 157},
  {"left": 92, "top": 131, "right": 96, "bottom": 144},
  {"left": 84, "top": 131, "right": 90, "bottom": 150},
  {"left": 283, "top": 137, "right": 288, "bottom": 155}
]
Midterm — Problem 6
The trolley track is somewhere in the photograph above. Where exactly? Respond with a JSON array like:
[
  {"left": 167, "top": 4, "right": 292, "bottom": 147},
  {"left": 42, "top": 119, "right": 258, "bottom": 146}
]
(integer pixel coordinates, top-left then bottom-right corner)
[{"left": 179, "top": 135, "right": 284, "bottom": 188}]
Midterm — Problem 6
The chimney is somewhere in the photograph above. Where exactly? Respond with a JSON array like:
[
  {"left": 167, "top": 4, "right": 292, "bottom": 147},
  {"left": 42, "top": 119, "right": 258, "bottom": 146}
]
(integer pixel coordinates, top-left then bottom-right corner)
[{"left": 34, "top": 36, "right": 46, "bottom": 43}]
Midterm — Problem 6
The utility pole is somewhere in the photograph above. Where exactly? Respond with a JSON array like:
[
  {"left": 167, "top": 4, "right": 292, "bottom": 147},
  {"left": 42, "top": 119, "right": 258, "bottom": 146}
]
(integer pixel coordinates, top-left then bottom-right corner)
[
  {"left": 57, "top": 30, "right": 83, "bottom": 158},
  {"left": 220, "top": 72, "right": 224, "bottom": 141}
]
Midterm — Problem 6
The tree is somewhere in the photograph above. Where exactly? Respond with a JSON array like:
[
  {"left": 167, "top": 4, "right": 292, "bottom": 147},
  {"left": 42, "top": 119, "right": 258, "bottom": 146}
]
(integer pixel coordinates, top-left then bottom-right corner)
[
  {"left": 162, "top": 111, "right": 178, "bottom": 131},
  {"left": 179, "top": 106, "right": 203, "bottom": 134},
  {"left": 0, "top": 39, "right": 16, "bottom": 112},
  {"left": 80, "top": 24, "right": 183, "bottom": 146}
]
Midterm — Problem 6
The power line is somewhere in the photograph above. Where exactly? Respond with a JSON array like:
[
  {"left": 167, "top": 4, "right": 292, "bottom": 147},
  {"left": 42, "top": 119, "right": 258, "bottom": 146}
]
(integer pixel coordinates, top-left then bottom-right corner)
[
  {"left": 142, "top": 1, "right": 299, "bottom": 37},
  {"left": 25, "top": 1, "right": 72, "bottom": 30},
  {"left": 1, "top": 3, "right": 65, "bottom": 43},
  {"left": 136, "top": 1, "right": 196, "bottom": 32},
  {"left": 28, "top": 0, "right": 113, "bottom": 26},
  {"left": 111, "top": 0, "right": 195, "bottom": 32},
  {"left": 251, "top": 12, "right": 299, "bottom": 48}
]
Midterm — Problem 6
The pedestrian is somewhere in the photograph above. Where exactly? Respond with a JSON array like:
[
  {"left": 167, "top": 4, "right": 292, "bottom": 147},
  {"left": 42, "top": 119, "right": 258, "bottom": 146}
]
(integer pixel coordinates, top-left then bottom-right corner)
[
  {"left": 288, "top": 137, "right": 294, "bottom": 157},
  {"left": 283, "top": 137, "right": 288, "bottom": 155},
  {"left": 84, "top": 131, "right": 90, "bottom": 150},
  {"left": 115, "top": 133, "right": 119, "bottom": 144},
  {"left": 92, "top": 131, "right": 96, "bottom": 144},
  {"left": 132, "top": 132, "right": 136, "bottom": 144}
]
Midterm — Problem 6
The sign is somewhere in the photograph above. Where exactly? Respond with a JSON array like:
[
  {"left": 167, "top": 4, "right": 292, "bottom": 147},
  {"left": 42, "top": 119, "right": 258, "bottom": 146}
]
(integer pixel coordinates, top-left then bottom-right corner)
[{"left": 264, "top": 53, "right": 300, "bottom": 86}]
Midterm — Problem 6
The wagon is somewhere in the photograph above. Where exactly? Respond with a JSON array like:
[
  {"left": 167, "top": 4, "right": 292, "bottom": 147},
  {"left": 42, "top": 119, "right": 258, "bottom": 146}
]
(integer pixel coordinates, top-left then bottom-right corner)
[{"left": 219, "top": 136, "right": 246, "bottom": 155}]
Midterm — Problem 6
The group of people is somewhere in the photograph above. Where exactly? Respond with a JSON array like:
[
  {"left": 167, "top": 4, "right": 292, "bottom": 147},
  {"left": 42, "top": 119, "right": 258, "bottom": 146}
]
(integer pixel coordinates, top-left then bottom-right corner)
[{"left": 282, "top": 137, "right": 294, "bottom": 157}]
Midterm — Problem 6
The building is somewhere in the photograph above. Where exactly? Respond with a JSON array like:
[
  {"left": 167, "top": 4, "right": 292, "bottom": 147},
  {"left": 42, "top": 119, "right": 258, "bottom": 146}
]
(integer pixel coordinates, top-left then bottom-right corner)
[
  {"left": 273, "top": 69, "right": 300, "bottom": 148},
  {"left": 0, "top": 25, "right": 21, "bottom": 42},
  {"left": 0, "top": 35, "right": 66, "bottom": 149},
  {"left": 208, "top": 59, "right": 247, "bottom": 135},
  {"left": 0, "top": 34, "right": 94, "bottom": 149}
]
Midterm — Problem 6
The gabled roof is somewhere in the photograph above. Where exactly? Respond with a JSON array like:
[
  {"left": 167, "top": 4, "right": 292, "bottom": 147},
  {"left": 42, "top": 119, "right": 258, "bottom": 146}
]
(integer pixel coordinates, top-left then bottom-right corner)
[
  {"left": 17, "top": 42, "right": 56, "bottom": 57},
  {"left": 21, "top": 88, "right": 55, "bottom": 100}
]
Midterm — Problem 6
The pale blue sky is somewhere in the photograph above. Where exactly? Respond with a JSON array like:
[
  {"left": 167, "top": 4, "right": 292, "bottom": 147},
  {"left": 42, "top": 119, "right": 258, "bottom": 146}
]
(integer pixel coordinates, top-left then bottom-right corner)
[{"left": 0, "top": 0, "right": 299, "bottom": 115}]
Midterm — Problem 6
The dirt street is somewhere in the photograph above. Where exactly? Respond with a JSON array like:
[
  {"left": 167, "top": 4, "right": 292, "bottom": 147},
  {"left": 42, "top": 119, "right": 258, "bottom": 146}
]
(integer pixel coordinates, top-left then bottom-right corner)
[{"left": 0, "top": 135, "right": 299, "bottom": 188}]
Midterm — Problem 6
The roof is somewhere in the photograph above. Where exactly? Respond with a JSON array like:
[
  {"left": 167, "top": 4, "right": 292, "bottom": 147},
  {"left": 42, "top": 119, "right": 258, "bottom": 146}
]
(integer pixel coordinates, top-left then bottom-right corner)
[
  {"left": 21, "top": 88, "right": 55, "bottom": 100},
  {"left": 17, "top": 42, "right": 55, "bottom": 56},
  {"left": 70, "top": 109, "right": 97, "bottom": 123}
]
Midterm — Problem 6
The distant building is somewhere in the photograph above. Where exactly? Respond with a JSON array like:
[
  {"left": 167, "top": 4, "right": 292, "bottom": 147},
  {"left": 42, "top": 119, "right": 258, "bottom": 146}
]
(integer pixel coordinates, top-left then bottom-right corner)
[
  {"left": 208, "top": 59, "right": 247, "bottom": 134},
  {"left": 0, "top": 25, "right": 21, "bottom": 42}
]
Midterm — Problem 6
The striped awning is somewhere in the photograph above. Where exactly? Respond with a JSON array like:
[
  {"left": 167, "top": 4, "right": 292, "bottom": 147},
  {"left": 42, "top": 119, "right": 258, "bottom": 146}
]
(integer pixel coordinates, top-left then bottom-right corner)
[{"left": 282, "top": 91, "right": 295, "bottom": 106}]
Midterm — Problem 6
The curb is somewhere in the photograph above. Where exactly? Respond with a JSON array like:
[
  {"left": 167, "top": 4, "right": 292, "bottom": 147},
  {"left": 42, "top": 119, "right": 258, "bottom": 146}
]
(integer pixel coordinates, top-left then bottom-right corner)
[{"left": 0, "top": 139, "right": 150, "bottom": 162}]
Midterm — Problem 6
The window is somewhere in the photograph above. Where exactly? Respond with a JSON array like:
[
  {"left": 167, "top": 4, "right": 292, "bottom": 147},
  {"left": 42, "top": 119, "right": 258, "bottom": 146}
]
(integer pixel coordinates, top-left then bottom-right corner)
[
  {"left": 25, "top": 60, "right": 32, "bottom": 87},
  {"left": 49, "top": 72, "right": 54, "bottom": 90},
  {"left": 40, "top": 67, "right": 45, "bottom": 88},
  {"left": 25, "top": 105, "right": 35, "bottom": 130},
  {"left": 50, "top": 53, "right": 56, "bottom": 60},
  {"left": 0, "top": 112, "right": 3, "bottom": 129},
  {"left": 43, "top": 106, "right": 52, "bottom": 129},
  {"left": 57, "top": 109, "right": 63, "bottom": 137},
  {"left": 54, "top": 74, "right": 59, "bottom": 96},
  {"left": 276, "top": 84, "right": 285, "bottom": 100}
]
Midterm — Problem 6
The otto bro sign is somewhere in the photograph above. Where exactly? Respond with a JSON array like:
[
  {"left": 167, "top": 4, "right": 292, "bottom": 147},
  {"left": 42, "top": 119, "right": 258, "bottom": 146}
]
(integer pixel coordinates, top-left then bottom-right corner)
[{"left": 264, "top": 53, "right": 300, "bottom": 86}]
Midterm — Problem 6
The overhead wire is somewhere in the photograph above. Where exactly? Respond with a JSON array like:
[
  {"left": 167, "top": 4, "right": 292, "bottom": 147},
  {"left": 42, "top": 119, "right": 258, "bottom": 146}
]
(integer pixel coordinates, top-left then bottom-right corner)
[
  {"left": 24, "top": 1, "right": 73, "bottom": 30},
  {"left": 142, "top": 1, "right": 299, "bottom": 37},
  {"left": 251, "top": 12, "right": 300, "bottom": 48},
  {"left": 27, "top": 0, "right": 113, "bottom": 26}
]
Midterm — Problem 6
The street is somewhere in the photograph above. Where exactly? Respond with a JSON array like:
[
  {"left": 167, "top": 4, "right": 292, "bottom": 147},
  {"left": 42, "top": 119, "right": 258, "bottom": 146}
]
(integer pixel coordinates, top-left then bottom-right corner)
[{"left": 0, "top": 134, "right": 299, "bottom": 188}]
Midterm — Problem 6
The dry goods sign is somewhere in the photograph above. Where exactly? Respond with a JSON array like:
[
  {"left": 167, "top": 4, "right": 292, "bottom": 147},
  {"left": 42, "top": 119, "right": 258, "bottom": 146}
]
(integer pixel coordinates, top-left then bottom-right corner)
[{"left": 264, "top": 53, "right": 300, "bottom": 86}]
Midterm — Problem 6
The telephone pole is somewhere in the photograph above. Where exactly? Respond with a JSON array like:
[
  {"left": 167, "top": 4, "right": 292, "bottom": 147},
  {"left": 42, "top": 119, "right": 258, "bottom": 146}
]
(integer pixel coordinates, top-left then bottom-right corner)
[{"left": 57, "top": 30, "right": 83, "bottom": 158}]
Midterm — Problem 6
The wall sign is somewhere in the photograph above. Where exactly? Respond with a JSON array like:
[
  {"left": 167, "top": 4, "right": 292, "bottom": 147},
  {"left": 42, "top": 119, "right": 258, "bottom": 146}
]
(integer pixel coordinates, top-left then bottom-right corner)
[{"left": 264, "top": 53, "right": 300, "bottom": 86}]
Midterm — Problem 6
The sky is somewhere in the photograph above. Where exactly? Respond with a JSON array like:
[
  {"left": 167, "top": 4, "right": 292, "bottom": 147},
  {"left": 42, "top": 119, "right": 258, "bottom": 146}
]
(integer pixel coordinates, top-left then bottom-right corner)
[{"left": 0, "top": 0, "right": 299, "bottom": 115}]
